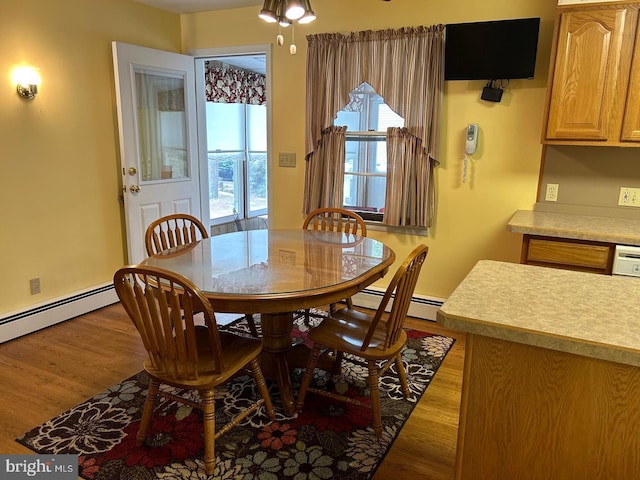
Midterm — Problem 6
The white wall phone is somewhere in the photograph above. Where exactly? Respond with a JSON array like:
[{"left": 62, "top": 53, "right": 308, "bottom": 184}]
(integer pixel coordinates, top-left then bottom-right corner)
[
  {"left": 463, "top": 124, "right": 478, "bottom": 183},
  {"left": 465, "top": 124, "right": 479, "bottom": 155}
]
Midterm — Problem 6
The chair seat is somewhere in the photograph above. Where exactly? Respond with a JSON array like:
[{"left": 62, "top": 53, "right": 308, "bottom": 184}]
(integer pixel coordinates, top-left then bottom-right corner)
[
  {"left": 145, "top": 329, "right": 263, "bottom": 388},
  {"left": 308, "top": 308, "right": 407, "bottom": 360}
]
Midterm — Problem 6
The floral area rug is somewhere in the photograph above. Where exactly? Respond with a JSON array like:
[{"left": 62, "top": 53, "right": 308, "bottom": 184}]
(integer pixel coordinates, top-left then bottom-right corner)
[{"left": 17, "top": 309, "right": 455, "bottom": 479}]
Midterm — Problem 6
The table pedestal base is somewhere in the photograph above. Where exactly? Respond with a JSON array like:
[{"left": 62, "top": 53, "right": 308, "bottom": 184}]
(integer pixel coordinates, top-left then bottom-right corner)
[{"left": 260, "top": 312, "right": 296, "bottom": 416}]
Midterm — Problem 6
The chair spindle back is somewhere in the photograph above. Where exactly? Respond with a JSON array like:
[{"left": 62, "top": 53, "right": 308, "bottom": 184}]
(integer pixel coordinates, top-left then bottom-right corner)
[
  {"left": 361, "top": 244, "right": 429, "bottom": 350},
  {"left": 114, "top": 266, "right": 222, "bottom": 381},
  {"left": 303, "top": 207, "right": 367, "bottom": 237},
  {"left": 145, "top": 214, "right": 209, "bottom": 256}
]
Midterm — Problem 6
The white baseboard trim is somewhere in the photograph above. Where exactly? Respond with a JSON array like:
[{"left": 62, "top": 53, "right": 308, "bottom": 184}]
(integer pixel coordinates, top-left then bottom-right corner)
[
  {"left": 351, "top": 287, "right": 445, "bottom": 322},
  {"left": 0, "top": 283, "right": 118, "bottom": 343},
  {"left": 0, "top": 284, "right": 445, "bottom": 343}
]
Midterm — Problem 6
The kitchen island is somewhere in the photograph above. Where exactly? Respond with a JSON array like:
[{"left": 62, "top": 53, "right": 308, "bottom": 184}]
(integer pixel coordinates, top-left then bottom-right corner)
[{"left": 437, "top": 260, "right": 640, "bottom": 479}]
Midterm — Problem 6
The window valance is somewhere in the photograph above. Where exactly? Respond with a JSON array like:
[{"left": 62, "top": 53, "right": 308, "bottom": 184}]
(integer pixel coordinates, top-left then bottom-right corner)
[{"left": 204, "top": 62, "right": 266, "bottom": 105}]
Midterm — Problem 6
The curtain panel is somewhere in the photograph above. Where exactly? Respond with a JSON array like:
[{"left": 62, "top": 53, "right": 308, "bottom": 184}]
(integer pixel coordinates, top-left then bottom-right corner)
[
  {"left": 303, "top": 126, "right": 347, "bottom": 211},
  {"left": 204, "top": 62, "right": 266, "bottom": 105},
  {"left": 304, "top": 25, "right": 445, "bottom": 227},
  {"left": 386, "top": 127, "right": 436, "bottom": 226}
]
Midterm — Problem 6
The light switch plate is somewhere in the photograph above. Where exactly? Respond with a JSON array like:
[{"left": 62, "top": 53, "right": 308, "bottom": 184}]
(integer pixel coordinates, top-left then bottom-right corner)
[
  {"left": 278, "top": 249, "right": 296, "bottom": 265},
  {"left": 279, "top": 152, "right": 296, "bottom": 168}
]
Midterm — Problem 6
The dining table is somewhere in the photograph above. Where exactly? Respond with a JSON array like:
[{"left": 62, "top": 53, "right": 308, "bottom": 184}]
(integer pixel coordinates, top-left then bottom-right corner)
[{"left": 141, "top": 228, "right": 396, "bottom": 415}]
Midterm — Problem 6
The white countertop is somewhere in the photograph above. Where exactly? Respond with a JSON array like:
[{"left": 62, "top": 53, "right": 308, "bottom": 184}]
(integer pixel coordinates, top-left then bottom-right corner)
[
  {"left": 507, "top": 209, "right": 640, "bottom": 245},
  {"left": 436, "top": 260, "right": 640, "bottom": 367}
]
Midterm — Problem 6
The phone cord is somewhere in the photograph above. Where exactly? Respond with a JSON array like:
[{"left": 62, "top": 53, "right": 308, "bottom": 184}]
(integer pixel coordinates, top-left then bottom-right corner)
[{"left": 463, "top": 154, "right": 469, "bottom": 183}]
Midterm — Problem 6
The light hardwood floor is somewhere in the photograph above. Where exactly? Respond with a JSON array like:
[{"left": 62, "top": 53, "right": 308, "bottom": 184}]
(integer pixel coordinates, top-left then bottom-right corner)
[{"left": 0, "top": 304, "right": 465, "bottom": 480}]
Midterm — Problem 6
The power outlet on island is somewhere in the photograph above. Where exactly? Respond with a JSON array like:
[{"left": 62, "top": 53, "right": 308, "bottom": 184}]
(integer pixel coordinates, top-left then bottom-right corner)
[{"left": 545, "top": 183, "right": 559, "bottom": 202}]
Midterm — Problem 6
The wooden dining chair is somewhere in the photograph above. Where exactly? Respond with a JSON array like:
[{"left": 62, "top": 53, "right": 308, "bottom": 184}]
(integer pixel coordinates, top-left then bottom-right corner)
[
  {"left": 144, "top": 213, "right": 259, "bottom": 337},
  {"left": 295, "top": 244, "right": 429, "bottom": 437},
  {"left": 113, "top": 265, "right": 276, "bottom": 476},
  {"left": 303, "top": 207, "right": 367, "bottom": 238},
  {"left": 302, "top": 207, "right": 367, "bottom": 322},
  {"left": 144, "top": 213, "right": 209, "bottom": 257}
]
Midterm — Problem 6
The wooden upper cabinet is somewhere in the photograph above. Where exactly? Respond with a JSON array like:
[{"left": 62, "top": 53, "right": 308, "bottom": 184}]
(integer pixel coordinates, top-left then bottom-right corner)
[{"left": 544, "top": 4, "right": 640, "bottom": 145}]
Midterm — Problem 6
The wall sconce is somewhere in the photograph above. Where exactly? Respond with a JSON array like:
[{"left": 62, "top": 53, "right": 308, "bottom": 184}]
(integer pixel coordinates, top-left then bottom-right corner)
[{"left": 13, "top": 66, "right": 41, "bottom": 100}]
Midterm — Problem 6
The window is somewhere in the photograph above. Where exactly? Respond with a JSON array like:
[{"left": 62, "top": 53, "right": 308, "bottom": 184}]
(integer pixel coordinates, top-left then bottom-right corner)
[
  {"left": 334, "top": 83, "right": 404, "bottom": 221},
  {"left": 206, "top": 102, "right": 267, "bottom": 224}
]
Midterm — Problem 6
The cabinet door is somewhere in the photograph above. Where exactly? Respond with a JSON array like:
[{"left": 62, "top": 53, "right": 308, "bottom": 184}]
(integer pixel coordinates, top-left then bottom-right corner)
[
  {"left": 545, "top": 7, "right": 637, "bottom": 141},
  {"left": 622, "top": 25, "right": 640, "bottom": 141}
]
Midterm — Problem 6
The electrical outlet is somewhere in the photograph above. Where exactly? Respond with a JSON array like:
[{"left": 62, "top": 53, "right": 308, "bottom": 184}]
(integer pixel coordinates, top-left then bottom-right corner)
[
  {"left": 618, "top": 187, "right": 640, "bottom": 207},
  {"left": 30, "top": 278, "right": 41, "bottom": 295},
  {"left": 545, "top": 183, "right": 559, "bottom": 202}
]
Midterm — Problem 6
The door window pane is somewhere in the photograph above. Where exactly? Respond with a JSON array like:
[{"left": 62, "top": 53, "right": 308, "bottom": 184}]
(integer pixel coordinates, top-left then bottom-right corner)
[
  {"left": 247, "top": 104, "right": 267, "bottom": 216},
  {"left": 159, "top": 111, "right": 188, "bottom": 178},
  {"left": 248, "top": 104, "right": 267, "bottom": 151},
  {"left": 135, "top": 70, "right": 188, "bottom": 181},
  {"left": 206, "top": 103, "right": 245, "bottom": 151},
  {"left": 248, "top": 152, "right": 267, "bottom": 215},
  {"left": 208, "top": 152, "right": 242, "bottom": 220},
  {"left": 206, "top": 102, "right": 267, "bottom": 222}
]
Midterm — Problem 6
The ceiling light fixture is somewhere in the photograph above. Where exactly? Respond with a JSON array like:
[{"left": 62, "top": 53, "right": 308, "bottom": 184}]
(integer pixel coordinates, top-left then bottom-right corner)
[
  {"left": 284, "top": 0, "right": 304, "bottom": 20},
  {"left": 258, "top": 0, "right": 278, "bottom": 22},
  {"left": 298, "top": 0, "right": 316, "bottom": 24},
  {"left": 259, "top": 0, "right": 315, "bottom": 54}
]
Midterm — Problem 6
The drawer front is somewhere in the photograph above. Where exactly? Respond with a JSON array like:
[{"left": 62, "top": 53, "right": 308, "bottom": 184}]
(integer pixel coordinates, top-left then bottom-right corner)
[{"left": 527, "top": 238, "right": 611, "bottom": 269}]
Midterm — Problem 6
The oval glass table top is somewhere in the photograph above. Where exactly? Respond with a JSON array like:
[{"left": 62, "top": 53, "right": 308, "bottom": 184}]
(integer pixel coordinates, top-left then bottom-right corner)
[{"left": 142, "top": 228, "right": 395, "bottom": 298}]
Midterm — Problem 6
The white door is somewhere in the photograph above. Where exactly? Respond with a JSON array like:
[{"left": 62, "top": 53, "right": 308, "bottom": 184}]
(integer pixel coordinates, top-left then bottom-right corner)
[{"left": 112, "top": 42, "right": 202, "bottom": 264}]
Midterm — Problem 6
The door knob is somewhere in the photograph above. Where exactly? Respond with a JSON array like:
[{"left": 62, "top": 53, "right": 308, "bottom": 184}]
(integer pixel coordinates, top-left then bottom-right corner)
[
  {"left": 129, "top": 185, "right": 141, "bottom": 193},
  {"left": 128, "top": 167, "right": 137, "bottom": 175}
]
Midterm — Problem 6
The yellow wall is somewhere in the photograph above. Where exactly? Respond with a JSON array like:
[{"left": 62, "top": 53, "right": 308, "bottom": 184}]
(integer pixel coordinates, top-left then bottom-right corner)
[
  {"left": 182, "top": 0, "right": 557, "bottom": 298},
  {"left": 1, "top": 0, "right": 557, "bottom": 317},
  {"left": 0, "top": 0, "right": 181, "bottom": 314}
]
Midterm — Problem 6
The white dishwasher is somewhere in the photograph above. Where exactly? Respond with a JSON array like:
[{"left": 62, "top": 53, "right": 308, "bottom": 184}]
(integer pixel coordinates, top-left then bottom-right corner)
[{"left": 612, "top": 245, "right": 640, "bottom": 277}]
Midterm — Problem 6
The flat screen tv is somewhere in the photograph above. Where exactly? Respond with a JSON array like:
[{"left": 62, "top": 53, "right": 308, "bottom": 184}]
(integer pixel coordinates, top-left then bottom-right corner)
[{"left": 444, "top": 17, "right": 540, "bottom": 81}]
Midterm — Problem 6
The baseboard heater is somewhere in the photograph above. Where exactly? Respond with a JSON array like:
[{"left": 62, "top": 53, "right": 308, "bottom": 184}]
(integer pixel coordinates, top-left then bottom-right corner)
[
  {"left": 0, "top": 284, "right": 444, "bottom": 344},
  {"left": 0, "top": 283, "right": 119, "bottom": 343},
  {"left": 352, "top": 287, "right": 444, "bottom": 322}
]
